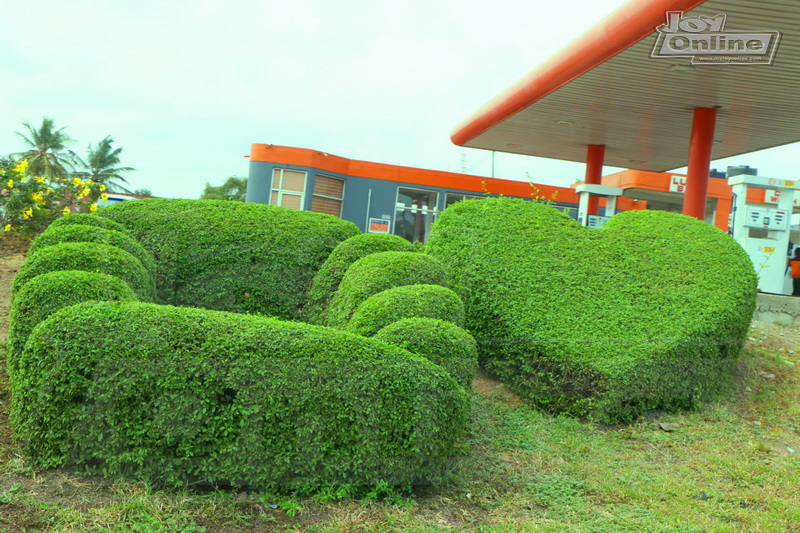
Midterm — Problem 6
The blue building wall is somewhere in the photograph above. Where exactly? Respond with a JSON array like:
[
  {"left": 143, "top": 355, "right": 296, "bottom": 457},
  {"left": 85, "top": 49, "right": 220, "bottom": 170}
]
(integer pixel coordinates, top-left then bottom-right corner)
[{"left": 247, "top": 160, "right": 584, "bottom": 238}]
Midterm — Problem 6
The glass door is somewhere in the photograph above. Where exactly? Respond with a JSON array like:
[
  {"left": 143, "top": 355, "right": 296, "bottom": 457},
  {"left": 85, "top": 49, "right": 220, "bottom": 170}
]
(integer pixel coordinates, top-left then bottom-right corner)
[{"left": 393, "top": 187, "right": 438, "bottom": 243}]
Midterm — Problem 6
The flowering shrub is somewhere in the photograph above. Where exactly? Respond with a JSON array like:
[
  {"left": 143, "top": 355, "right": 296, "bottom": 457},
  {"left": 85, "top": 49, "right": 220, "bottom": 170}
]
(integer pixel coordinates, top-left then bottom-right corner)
[{"left": 0, "top": 157, "right": 108, "bottom": 234}]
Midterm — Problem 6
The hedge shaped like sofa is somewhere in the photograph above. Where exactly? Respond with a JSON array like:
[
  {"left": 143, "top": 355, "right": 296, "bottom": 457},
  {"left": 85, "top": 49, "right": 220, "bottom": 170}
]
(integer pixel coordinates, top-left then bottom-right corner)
[
  {"left": 10, "top": 201, "right": 470, "bottom": 491},
  {"left": 12, "top": 301, "right": 470, "bottom": 491},
  {"left": 426, "top": 198, "right": 757, "bottom": 423}
]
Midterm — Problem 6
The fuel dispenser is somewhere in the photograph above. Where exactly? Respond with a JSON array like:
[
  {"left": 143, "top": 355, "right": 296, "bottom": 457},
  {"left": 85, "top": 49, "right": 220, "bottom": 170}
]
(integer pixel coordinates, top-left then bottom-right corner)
[
  {"left": 728, "top": 174, "right": 800, "bottom": 295},
  {"left": 576, "top": 184, "right": 623, "bottom": 228}
]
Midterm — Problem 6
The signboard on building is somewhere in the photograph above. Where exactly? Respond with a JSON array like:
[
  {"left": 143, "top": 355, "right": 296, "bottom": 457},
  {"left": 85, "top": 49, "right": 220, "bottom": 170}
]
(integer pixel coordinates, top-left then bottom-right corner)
[
  {"left": 368, "top": 218, "right": 390, "bottom": 233},
  {"left": 764, "top": 188, "right": 800, "bottom": 206},
  {"left": 669, "top": 175, "right": 686, "bottom": 193}
]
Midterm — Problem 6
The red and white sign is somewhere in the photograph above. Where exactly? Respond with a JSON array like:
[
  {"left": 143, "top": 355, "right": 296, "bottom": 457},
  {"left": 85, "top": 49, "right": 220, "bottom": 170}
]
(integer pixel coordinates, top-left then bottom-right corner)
[
  {"left": 669, "top": 175, "right": 686, "bottom": 193},
  {"left": 764, "top": 189, "right": 800, "bottom": 206}
]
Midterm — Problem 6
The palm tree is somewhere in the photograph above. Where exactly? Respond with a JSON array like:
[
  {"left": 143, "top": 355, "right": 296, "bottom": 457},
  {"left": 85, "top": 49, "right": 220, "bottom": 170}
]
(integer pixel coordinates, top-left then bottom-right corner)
[
  {"left": 15, "top": 117, "right": 79, "bottom": 180},
  {"left": 74, "top": 136, "right": 135, "bottom": 193}
]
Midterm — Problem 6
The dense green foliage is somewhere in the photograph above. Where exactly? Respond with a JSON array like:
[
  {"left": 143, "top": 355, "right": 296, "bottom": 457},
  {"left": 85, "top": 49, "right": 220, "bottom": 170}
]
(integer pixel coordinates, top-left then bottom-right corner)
[
  {"left": 28, "top": 224, "right": 157, "bottom": 278},
  {"left": 374, "top": 318, "right": 478, "bottom": 387},
  {"left": 305, "top": 233, "right": 415, "bottom": 323},
  {"left": 426, "top": 198, "right": 757, "bottom": 423},
  {"left": 346, "top": 284, "right": 465, "bottom": 337},
  {"left": 200, "top": 177, "right": 247, "bottom": 201},
  {"left": 12, "top": 242, "right": 155, "bottom": 302},
  {"left": 324, "top": 252, "right": 449, "bottom": 328},
  {"left": 99, "top": 199, "right": 359, "bottom": 319},
  {"left": 7, "top": 271, "right": 139, "bottom": 376},
  {"left": 12, "top": 301, "right": 470, "bottom": 491},
  {"left": 47, "top": 213, "right": 130, "bottom": 234}
]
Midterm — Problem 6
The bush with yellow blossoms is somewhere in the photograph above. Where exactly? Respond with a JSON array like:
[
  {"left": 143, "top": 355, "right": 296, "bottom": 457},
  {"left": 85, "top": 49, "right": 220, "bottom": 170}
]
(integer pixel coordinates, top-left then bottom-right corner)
[{"left": 1, "top": 157, "right": 108, "bottom": 235}]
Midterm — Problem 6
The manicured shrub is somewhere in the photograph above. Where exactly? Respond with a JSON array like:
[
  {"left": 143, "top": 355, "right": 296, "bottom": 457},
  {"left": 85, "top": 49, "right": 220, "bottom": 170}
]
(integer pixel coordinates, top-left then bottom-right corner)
[
  {"left": 324, "top": 251, "right": 449, "bottom": 328},
  {"left": 28, "top": 224, "right": 157, "bottom": 279},
  {"left": 47, "top": 213, "right": 130, "bottom": 234},
  {"left": 7, "top": 270, "right": 139, "bottom": 377},
  {"left": 12, "top": 242, "right": 155, "bottom": 302},
  {"left": 426, "top": 198, "right": 757, "bottom": 423},
  {"left": 12, "top": 301, "right": 470, "bottom": 491},
  {"left": 374, "top": 318, "right": 478, "bottom": 387},
  {"left": 346, "top": 284, "right": 465, "bottom": 337},
  {"left": 100, "top": 199, "right": 359, "bottom": 319},
  {"left": 304, "top": 233, "right": 415, "bottom": 323}
]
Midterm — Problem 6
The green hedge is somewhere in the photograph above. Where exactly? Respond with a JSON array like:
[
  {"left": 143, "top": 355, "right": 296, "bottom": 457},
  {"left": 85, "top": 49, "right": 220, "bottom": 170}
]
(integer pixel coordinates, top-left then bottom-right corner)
[
  {"left": 12, "top": 301, "right": 470, "bottom": 491},
  {"left": 426, "top": 198, "right": 757, "bottom": 423},
  {"left": 47, "top": 213, "right": 130, "bottom": 234},
  {"left": 28, "top": 224, "right": 157, "bottom": 279},
  {"left": 324, "top": 251, "right": 449, "bottom": 328},
  {"left": 374, "top": 318, "right": 478, "bottom": 387},
  {"left": 7, "top": 270, "right": 139, "bottom": 377},
  {"left": 346, "top": 284, "right": 465, "bottom": 337},
  {"left": 305, "top": 233, "right": 415, "bottom": 323},
  {"left": 12, "top": 242, "right": 155, "bottom": 302},
  {"left": 100, "top": 199, "right": 359, "bottom": 320}
]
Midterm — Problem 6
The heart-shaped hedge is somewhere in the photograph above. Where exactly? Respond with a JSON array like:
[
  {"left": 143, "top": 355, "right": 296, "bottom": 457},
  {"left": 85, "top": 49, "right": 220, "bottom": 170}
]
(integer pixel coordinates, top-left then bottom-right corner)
[{"left": 426, "top": 198, "right": 757, "bottom": 423}]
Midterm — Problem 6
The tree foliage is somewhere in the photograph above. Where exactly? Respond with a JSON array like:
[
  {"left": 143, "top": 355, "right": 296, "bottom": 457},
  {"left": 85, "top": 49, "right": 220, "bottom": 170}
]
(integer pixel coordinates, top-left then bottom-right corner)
[
  {"left": 14, "top": 117, "right": 78, "bottom": 181},
  {"left": 73, "top": 136, "right": 135, "bottom": 193},
  {"left": 200, "top": 177, "right": 247, "bottom": 201}
]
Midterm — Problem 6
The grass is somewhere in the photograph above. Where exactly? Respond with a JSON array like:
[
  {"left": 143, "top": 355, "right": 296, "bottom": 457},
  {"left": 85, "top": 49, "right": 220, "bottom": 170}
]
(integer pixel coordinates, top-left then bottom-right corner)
[{"left": 1, "top": 321, "right": 799, "bottom": 531}]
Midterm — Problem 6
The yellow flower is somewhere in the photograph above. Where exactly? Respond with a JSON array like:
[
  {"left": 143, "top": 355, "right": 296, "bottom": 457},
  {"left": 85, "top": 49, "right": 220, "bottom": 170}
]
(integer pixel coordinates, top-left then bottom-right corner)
[
  {"left": 13, "top": 160, "right": 28, "bottom": 173},
  {"left": 30, "top": 192, "right": 45, "bottom": 205},
  {"left": 62, "top": 206, "right": 71, "bottom": 215},
  {"left": 35, "top": 176, "right": 46, "bottom": 184},
  {"left": 101, "top": 193, "right": 109, "bottom": 201},
  {"left": 5, "top": 180, "right": 13, "bottom": 189},
  {"left": 3, "top": 224, "right": 11, "bottom": 232},
  {"left": 21, "top": 208, "right": 33, "bottom": 220},
  {"left": 72, "top": 177, "right": 83, "bottom": 187},
  {"left": 81, "top": 187, "right": 91, "bottom": 197},
  {"left": 89, "top": 203, "right": 98, "bottom": 213},
  {"left": 99, "top": 184, "right": 106, "bottom": 192}
]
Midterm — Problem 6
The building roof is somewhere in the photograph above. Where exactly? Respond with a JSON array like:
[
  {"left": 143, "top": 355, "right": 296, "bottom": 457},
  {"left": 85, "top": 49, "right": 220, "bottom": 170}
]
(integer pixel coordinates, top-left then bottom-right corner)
[{"left": 451, "top": 0, "right": 799, "bottom": 172}]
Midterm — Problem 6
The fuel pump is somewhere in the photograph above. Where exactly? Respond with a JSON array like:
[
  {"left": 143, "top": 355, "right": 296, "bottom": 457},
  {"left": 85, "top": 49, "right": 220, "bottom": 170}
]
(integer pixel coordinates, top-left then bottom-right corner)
[
  {"left": 728, "top": 175, "right": 800, "bottom": 295},
  {"left": 576, "top": 184, "right": 623, "bottom": 228}
]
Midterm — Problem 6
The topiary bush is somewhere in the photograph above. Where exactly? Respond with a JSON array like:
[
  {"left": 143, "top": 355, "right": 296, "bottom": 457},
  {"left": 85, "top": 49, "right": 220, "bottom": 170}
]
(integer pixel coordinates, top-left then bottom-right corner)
[
  {"left": 7, "top": 270, "right": 139, "bottom": 377},
  {"left": 28, "top": 224, "right": 157, "bottom": 279},
  {"left": 374, "top": 318, "right": 478, "bottom": 387},
  {"left": 304, "top": 233, "right": 415, "bottom": 323},
  {"left": 47, "top": 213, "right": 131, "bottom": 234},
  {"left": 324, "top": 251, "right": 449, "bottom": 329},
  {"left": 426, "top": 198, "right": 757, "bottom": 423},
  {"left": 12, "top": 242, "right": 155, "bottom": 302},
  {"left": 346, "top": 284, "right": 465, "bottom": 337},
  {"left": 100, "top": 199, "right": 359, "bottom": 320},
  {"left": 12, "top": 301, "right": 470, "bottom": 492}
]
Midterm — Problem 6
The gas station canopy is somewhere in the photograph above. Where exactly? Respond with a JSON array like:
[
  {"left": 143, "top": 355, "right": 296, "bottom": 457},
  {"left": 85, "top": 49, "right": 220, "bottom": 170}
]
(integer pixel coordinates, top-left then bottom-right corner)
[{"left": 451, "top": 0, "right": 800, "bottom": 173}]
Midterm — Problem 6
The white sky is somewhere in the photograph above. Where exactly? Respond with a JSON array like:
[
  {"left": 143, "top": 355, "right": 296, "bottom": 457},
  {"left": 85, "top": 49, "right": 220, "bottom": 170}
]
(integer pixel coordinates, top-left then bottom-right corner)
[{"left": 2, "top": 0, "right": 798, "bottom": 199}]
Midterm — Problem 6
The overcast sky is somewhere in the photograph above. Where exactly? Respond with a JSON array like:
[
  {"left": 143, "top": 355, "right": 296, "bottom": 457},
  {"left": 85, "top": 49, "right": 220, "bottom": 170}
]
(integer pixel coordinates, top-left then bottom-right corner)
[{"left": 2, "top": 0, "right": 798, "bottom": 199}]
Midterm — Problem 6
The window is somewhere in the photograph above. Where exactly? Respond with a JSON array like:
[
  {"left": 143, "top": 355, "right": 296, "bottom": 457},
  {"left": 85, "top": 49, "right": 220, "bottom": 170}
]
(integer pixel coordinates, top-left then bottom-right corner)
[
  {"left": 393, "top": 187, "right": 438, "bottom": 243},
  {"left": 311, "top": 175, "right": 345, "bottom": 217},
  {"left": 445, "top": 192, "right": 482, "bottom": 208},
  {"left": 270, "top": 169, "right": 307, "bottom": 210}
]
